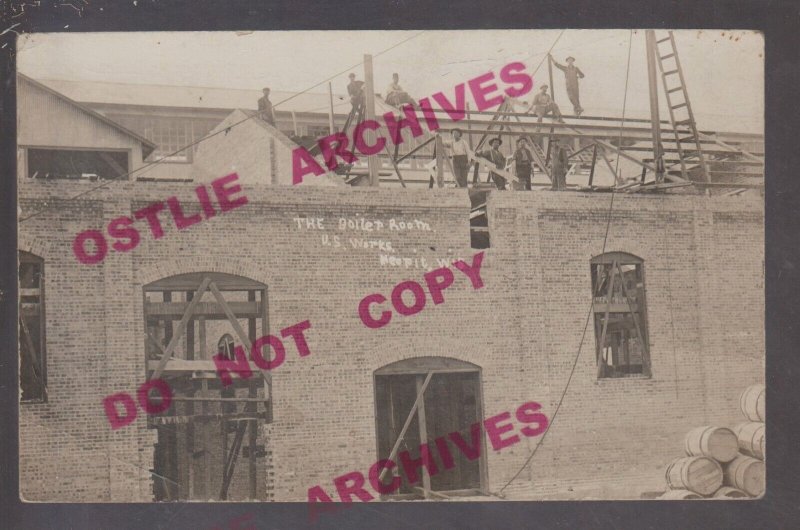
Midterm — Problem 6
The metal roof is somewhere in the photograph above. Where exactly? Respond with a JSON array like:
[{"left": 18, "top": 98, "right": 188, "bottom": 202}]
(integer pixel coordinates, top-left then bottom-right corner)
[{"left": 34, "top": 78, "right": 352, "bottom": 116}]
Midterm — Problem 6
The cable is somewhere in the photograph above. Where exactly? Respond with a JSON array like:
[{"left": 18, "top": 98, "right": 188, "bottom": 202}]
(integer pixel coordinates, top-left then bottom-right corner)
[
  {"left": 497, "top": 30, "right": 634, "bottom": 496},
  {"left": 18, "top": 31, "right": 426, "bottom": 223}
]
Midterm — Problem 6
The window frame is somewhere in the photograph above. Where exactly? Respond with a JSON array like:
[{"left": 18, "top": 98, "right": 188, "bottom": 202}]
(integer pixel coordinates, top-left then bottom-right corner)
[
  {"left": 19, "top": 250, "right": 47, "bottom": 403},
  {"left": 590, "top": 252, "right": 652, "bottom": 379}
]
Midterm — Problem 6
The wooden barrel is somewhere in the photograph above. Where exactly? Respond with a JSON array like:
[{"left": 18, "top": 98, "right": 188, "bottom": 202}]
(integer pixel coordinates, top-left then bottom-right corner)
[
  {"left": 665, "top": 456, "right": 723, "bottom": 496},
  {"left": 658, "top": 489, "right": 702, "bottom": 500},
  {"left": 733, "top": 422, "right": 765, "bottom": 460},
  {"left": 713, "top": 486, "right": 749, "bottom": 499},
  {"left": 739, "top": 384, "right": 765, "bottom": 422},
  {"left": 684, "top": 426, "right": 739, "bottom": 462},
  {"left": 724, "top": 455, "right": 765, "bottom": 497}
]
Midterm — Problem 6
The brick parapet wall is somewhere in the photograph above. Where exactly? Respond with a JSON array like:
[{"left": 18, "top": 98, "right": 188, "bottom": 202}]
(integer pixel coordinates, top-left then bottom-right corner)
[{"left": 18, "top": 181, "right": 764, "bottom": 501}]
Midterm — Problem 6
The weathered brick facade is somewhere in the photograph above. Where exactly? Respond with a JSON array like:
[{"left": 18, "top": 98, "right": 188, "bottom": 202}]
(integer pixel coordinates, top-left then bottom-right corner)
[{"left": 18, "top": 178, "right": 764, "bottom": 501}]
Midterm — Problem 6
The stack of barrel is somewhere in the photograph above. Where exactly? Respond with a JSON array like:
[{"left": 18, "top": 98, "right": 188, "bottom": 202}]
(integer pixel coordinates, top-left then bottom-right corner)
[{"left": 658, "top": 384, "right": 765, "bottom": 500}]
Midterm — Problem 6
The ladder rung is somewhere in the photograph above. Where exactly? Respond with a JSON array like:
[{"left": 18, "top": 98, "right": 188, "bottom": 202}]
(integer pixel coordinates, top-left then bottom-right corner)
[
  {"left": 679, "top": 136, "right": 696, "bottom": 142},
  {"left": 675, "top": 119, "right": 693, "bottom": 126},
  {"left": 663, "top": 69, "right": 679, "bottom": 76},
  {"left": 657, "top": 36, "right": 672, "bottom": 44},
  {"left": 660, "top": 53, "right": 675, "bottom": 60},
  {"left": 667, "top": 86, "right": 683, "bottom": 94},
  {"left": 671, "top": 102, "right": 688, "bottom": 110}
]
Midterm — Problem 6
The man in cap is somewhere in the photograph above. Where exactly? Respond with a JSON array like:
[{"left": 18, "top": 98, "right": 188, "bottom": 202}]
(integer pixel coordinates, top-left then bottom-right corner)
[
  {"left": 551, "top": 54, "right": 586, "bottom": 116},
  {"left": 531, "top": 84, "right": 564, "bottom": 124},
  {"left": 258, "top": 87, "right": 277, "bottom": 126},
  {"left": 512, "top": 137, "right": 535, "bottom": 191},
  {"left": 440, "top": 128, "right": 471, "bottom": 188},
  {"left": 385, "top": 73, "right": 417, "bottom": 107},
  {"left": 477, "top": 137, "right": 509, "bottom": 190},
  {"left": 347, "top": 73, "right": 365, "bottom": 111},
  {"left": 551, "top": 137, "right": 570, "bottom": 191}
]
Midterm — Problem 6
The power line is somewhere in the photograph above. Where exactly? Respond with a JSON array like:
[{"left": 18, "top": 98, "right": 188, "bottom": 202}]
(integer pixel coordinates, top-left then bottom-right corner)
[
  {"left": 497, "top": 30, "right": 634, "bottom": 496},
  {"left": 18, "top": 31, "right": 426, "bottom": 223}
]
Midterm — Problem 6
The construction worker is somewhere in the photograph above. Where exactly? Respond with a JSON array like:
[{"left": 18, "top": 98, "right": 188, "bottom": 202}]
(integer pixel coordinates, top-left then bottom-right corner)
[
  {"left": 512, "top": 137, "right": 535, "bottom": 191},
  {"left": 531, "top": 85, "right": 564, "bottom": 123},
  {"left": 551, "top": 54, "right": 585, "bottom": 116},
  {"left": 551, "top": 138, "right": 570, "bottom": 190},
  {"left": 385, "top": 73, "right": 417, "bottom": 107},
  {"left": 258, "top": 87, "right": 277, "bottom": 126},
  {"left": 477, "top": 137, "right": 508, "bottom": 190},
  {"left": 440, "top": 129, "right": 470, "bottom": 188},
  {"left": 347, "top": 73, "right": 365, "bottom": 111}
]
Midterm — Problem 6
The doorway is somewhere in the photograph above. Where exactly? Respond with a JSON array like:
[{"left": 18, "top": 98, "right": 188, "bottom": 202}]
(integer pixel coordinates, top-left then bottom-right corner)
[{"left": 374, "top": 357, "right": 486, "bottom": 498}]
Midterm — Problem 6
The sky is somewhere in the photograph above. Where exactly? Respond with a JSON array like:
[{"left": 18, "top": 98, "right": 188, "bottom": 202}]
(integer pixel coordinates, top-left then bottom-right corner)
[{"left": 17, "top": 29, "right": 764, "bottom": 133}]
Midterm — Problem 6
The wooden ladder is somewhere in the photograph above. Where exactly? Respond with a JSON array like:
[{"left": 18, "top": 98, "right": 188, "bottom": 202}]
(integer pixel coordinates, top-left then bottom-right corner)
[{"left": 654, "top": 31, "right": 710, "bottom": 182}]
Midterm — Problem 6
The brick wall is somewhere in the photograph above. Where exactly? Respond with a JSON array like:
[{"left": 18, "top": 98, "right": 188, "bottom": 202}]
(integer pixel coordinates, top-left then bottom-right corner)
[{"left": 18, "top": 178, "right": 764, "bottom": 501}]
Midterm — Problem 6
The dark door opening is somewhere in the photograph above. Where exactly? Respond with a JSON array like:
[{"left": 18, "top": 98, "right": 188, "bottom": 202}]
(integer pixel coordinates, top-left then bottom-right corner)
[{"left": 374, "top": 358, "right": 485, "bottom": 498}]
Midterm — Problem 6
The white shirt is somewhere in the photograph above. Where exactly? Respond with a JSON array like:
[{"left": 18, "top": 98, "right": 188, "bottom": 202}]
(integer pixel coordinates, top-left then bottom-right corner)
[{"left": 445, "top": 137, "right": 469, "bottom": 156}]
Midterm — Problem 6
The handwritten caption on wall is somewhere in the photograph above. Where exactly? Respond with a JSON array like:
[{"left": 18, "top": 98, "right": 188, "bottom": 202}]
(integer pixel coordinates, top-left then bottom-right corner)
[{"left": 102, "top": 252, "right": 485, "bottom": 429}]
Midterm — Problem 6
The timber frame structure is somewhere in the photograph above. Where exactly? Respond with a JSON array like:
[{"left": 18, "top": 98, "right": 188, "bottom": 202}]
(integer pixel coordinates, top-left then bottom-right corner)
[
  {"left": 339, "top": 32, "right": 763, "bottom": 196},
  {"left": 143, "top": 272, "right": 272, "bottom": 500}
]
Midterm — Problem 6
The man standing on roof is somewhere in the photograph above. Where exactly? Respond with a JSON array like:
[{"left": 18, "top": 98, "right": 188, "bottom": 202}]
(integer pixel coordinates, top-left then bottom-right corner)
[
  {"left": 512, "top": 137, "right": 535, "bottom": 191},
  {"left": 347, "top": 73, "right": 365, "bottom": 111},
  {"left": 258, "top": 87, "right": 277, "bottom": 126},
  {"left": 477, "top": 137, "right": 508, "bottom": 190},
  {"left": 385, "top": 73, "right": 417, "bottom": 107},
  {"left": 439, "top": 128, "right": 471, "bottom": 188},
  {"left": 551, "top": 54, "right": 586, "bottom": 116},
  {"left": 531, "top": 85, "right": 564, "bottom": 124}
]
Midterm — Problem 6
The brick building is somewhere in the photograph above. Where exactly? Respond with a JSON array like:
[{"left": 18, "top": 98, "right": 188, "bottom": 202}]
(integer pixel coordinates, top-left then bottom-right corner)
[{"left": 18, "top": 175, "right": 764, "bottom": 501}]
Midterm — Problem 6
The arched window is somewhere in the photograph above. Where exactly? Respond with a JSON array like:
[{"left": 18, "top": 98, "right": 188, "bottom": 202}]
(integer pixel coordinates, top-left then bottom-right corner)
[
  {"left": 19, "top": 251, "right": 46, "bottom": 402},
  {"left": 143, "top": 272, "right": 271, "bottom": 501},
  {"left": 373, "top": 357, "right": 485, "bottom": 498},
  {"left": 590, "top": 252, "right": 651, "bottom": 378}
]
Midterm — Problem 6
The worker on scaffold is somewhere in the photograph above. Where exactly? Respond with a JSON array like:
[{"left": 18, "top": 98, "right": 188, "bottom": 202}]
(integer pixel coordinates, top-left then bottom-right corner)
[
  {"left": 347, "top": 73, "right": 365, "bottom": 111},
  {"left": 512, "top": 137, "right": 535, "bottom": 191},
  {"left": 550, "top": 54, "right": 585, "bottom": 116},
  {"left": 439, "top": 128, "right": 470, "bottom": 188},
  {"left": 477, "top": 137, "right": 508, "bottom": 190},
  {"left": 531, "top": 84, "right": 564, "bottom": 124},
  {"left": 258, "top": 87, "right": 277, "bottom": 126},
  {"left": 385, "top": 73, "right": 417, "bottom": 107}
]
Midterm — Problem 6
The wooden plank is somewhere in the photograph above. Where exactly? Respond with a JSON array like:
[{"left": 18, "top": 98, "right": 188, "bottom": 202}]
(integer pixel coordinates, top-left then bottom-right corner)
[
  {"left": 147, "top": 359, "right": 219, "bottom": 372},
  {"left": 208, "top": 281, "right": 273, "bottom": 387},
  {"left": 145, "top": 301, "right": 262, "bottom": 320},
  {"left": 596, "top": 263, "right": 617, "bottom": 379},
  {"left": 613, "top": 261, "right": 651, "bottom": 377},
  {"left": 149, "top": 277, "right": 211, "bottom": 381},
  {"left": 416, "top": 376, "right": 432, "bottom": 498},
  {"left": 467, "top": 149, "right": 519, "bottom": 184},
  {"left": 378, "top": 372, "right": 434, "bottom": 483},
  {"left": 364, "top": 54, "right": 380, "bottom": 187}
]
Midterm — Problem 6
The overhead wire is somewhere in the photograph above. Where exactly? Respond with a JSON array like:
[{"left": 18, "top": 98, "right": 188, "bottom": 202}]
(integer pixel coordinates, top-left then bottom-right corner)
[
  {"left": 497, "top": 29, "right": 634, "bottom": 496},
  {"left": 18, "top": 30, "right": 426, "bottom": 222}
]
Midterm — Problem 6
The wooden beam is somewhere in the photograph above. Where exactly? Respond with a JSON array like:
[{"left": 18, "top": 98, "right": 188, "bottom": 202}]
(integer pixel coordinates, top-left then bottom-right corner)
[
  {"left": 145, "top": 301, "right": 262, "bottom": 319},
  {"left": 378, "top": 372, "right": 434, "bottom": 483},
  {"left": 596, "top": 263, "right": 617, "bottom": 379},
  {"left": 613, "top": 261, "right": 651, "bottom": 377},
  {"left": 416, "top": 376, "right": 432, "bottom": 498},
  {"left": 363, "top": 54, "right": 379, "bottom": 187},
  {"left": 208, "top": 282, "right": 273, "bottom": 387},
  {"left": 150, "top": 277, "right": 211, "bottom": 381}
]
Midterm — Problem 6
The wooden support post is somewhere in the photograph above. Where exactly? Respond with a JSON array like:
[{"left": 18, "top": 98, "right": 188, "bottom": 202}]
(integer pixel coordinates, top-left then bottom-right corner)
[
  {"left": 588, "top": 144, "right": 598, "bottom": 187},
  {"left": 363, "top": 54, "right": 380, "bottom": 187},
  {"left": 328, "top": 82, "right": 335, "bottom": 135},
  {"left": 416, "top": 376, "right": 432, "bottom": 498},
  {"left": 378, "top": 372, "right": 434, "bottom": 483},
  {"left": 247, "top": 291, "right": 257, "bottom": 499},
  {"left": 613, "top": 262, "right": 651, "bottom": 377},
  {"left": 435, "top": 135, "right": 445, "bottom": 188},
  {"left": 466, "top": 102, "right": 474, "bottom": 150},
  {"left": 150, "top": 279, "right": 211, "bottom": 381},
  {"left": 645, "top": 30, "right": 665, "bottom": 183},
  {"left": 597, "top": 263, "right": 617, "bottom": 379}
]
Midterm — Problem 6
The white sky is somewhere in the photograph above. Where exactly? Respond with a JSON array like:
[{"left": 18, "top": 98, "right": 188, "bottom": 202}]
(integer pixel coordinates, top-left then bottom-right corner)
[{"left": 17, "top": 29, "right": 763, "bottom": 133}]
